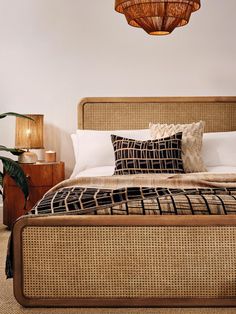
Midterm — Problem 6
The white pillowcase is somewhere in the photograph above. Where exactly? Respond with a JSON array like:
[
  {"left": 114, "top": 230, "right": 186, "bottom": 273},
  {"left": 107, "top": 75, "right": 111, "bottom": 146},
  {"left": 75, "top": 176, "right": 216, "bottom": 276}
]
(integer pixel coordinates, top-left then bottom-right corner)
[
  {"left": 76, "top": 166, "right": 114, "bottom": 177},
  {"left": 202, "top": 131, "right": 236, "bottom": 167},
  {"left": 71, "top": 129, "right": 150, "bottom": 178},
  {"left": 71, "top": 134, "right": 78, "bottom": 164},
  {"left": 207, "top": 166, "right": 236, "bottom": 173}
]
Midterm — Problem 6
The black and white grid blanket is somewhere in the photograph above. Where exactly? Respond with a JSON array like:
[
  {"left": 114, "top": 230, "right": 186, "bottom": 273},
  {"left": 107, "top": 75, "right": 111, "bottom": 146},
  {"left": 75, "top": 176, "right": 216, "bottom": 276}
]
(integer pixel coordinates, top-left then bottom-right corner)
[{"left": 29, "top": 186, "right": 236, "bottom": 216}]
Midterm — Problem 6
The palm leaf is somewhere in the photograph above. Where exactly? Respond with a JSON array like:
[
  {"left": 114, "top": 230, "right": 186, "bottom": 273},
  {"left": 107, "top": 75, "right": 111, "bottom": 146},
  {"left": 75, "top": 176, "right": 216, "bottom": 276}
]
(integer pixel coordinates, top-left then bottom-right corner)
[
  {"left": 0, "top": 156, "right": 29, "bottom": 199},
  {"left": 0, "top": 112, "right": 34, "bottom": 120},
  {"left": 0, "top": 145, "right": 24, "bottom": 156}
]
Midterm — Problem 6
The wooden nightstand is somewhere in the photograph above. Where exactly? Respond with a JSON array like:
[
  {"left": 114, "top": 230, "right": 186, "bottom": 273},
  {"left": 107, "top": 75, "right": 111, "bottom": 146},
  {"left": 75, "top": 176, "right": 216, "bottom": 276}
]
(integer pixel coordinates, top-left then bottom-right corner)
[{"left": 3, "top": 161, "right": 65, "bottom": 228}]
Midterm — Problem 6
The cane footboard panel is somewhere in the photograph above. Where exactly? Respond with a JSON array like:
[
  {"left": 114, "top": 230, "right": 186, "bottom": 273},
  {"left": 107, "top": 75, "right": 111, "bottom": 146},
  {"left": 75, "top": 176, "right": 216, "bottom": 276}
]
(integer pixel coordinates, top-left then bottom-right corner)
[{"left": 13, "top": 216, "right": 236, "bottom": 307}]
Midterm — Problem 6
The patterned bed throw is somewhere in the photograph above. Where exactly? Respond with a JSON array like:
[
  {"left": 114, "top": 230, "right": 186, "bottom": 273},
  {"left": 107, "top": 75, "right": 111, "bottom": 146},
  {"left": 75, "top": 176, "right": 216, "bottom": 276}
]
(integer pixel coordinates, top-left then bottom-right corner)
[
  {"left": 31, "top": 186, "right": 236, "bottom": 216},
  {"left": 28, "top": 172, "right": 236, "bottom": 216}
]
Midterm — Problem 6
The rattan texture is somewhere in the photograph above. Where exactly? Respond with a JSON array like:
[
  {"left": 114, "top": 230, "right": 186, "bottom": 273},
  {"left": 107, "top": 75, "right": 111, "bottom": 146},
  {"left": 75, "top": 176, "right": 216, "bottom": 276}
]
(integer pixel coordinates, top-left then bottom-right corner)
[
  {"left": 80, "top": 101, "right": 236, "bottom": 132},
  {"left": 115, "top": 0, "right": 201, "bottom": 35},
  {"left": 23, "top": 226, "right": 236, "bottom": 299}
]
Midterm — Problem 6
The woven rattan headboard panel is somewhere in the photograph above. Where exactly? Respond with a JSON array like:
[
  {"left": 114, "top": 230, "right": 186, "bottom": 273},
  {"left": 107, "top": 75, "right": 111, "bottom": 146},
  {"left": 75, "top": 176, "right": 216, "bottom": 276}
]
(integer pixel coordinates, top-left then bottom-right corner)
[{"left": 78, "top": 97, "right": 236, "bottom": 132}]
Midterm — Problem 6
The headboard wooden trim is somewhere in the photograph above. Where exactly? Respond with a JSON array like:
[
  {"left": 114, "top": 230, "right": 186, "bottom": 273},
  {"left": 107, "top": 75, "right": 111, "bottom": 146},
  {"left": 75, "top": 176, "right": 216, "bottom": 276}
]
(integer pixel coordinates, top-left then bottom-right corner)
[{"left": 78, "top": 97, "right": 236, "bottom": 132}]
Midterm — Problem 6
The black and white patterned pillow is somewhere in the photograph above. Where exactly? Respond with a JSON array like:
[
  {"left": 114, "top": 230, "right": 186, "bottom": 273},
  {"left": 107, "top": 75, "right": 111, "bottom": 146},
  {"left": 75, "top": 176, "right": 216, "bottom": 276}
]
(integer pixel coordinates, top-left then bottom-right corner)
[{"left": 111, "top": 133, "right": 184, "bottom": 175}]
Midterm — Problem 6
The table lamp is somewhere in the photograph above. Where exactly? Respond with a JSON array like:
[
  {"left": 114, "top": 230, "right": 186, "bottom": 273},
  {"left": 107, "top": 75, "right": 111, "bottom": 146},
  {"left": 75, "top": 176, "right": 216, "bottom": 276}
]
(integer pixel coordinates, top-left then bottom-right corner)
[{"left": 15, "top": 114, "right": 44, "bottom": 163}]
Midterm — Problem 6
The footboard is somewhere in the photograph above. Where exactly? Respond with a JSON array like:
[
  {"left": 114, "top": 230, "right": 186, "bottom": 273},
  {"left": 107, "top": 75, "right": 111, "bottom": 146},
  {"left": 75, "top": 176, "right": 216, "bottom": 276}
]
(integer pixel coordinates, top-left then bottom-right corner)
[{"left": 13, "top": 216, "right": 236, "bottom": 307}]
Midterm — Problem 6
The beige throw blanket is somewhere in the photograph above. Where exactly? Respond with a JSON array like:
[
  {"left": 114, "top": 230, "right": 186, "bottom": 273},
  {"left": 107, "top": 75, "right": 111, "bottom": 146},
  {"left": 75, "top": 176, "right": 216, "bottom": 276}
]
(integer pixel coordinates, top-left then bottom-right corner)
[{"left": 47, "top": 173, "right": 236, "bottom": 194}]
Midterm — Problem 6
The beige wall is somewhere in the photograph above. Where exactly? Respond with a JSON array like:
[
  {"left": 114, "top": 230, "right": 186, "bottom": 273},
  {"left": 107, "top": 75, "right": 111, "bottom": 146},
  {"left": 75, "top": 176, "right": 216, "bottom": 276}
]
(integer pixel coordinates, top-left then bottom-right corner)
[{"left": 0, "top": 0, "right": 236, "bottom": 176}]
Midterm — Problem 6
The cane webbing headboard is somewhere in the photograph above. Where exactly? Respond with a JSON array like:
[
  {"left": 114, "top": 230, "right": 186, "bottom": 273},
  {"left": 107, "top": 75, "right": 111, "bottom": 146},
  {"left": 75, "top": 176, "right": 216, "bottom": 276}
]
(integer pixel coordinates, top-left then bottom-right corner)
[{"left": 78, "top": 97, "right": 236, "bottom": 132}]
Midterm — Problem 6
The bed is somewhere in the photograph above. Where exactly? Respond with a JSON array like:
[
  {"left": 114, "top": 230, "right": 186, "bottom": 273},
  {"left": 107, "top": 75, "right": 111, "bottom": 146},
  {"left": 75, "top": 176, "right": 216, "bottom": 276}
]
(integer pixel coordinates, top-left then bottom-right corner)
[{"left": 12, "top": 96, "right": 236, "bottom": 307}]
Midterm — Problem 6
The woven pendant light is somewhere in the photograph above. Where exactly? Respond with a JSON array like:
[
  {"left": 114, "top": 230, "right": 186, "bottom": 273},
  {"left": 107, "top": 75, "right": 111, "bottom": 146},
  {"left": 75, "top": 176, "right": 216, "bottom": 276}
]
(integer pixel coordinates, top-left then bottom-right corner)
[{"left": 115, "top": 0, "right": 201, "bottom": 35}]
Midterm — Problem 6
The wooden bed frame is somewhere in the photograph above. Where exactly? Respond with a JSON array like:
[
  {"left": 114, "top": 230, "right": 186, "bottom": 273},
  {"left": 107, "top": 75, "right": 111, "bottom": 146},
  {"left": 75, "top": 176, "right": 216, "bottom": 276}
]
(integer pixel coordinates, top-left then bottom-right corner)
[{"left": 13, "top": 97, "right": 236, "bottom": 307}]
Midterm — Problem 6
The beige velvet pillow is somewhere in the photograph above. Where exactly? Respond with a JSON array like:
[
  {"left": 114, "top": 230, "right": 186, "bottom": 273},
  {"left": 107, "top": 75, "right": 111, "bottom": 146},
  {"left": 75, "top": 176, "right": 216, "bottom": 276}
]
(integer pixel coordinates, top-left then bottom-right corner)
[{"left": 149, "top": 121, "right": 206, "bottom": 173}]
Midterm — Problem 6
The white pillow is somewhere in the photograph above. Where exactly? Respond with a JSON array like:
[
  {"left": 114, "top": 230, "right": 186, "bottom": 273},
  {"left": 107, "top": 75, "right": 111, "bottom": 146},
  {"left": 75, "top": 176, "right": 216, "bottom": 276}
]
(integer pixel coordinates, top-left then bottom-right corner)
[
  {"left": 207, "top": 166, "right": 236, "bottom": 173},
  {"left": 76, "top": 166, "right": 114, "bottom": 177},
  {"left": 202, "top": 131, "right": 236, "bottom": 167},
  {"left": 71, "top": 134, "right": 78, "bottom": 163},
  {"left": 71, "top": 129, "right": 150, "bottom": 178}
]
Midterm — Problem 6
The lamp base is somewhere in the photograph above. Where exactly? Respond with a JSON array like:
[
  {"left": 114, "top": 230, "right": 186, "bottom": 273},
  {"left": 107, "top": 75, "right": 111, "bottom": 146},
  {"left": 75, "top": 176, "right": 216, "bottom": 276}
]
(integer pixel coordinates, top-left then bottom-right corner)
[{"left": 18, "top": 151, "right": 38, "bottom": 164}]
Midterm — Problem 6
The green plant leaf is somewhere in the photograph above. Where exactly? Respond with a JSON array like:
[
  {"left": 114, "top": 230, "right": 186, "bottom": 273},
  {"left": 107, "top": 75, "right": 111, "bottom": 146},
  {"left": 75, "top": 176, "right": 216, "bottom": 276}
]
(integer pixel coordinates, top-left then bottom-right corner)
[
  {"left": 0, "top": 112, "right": 34, "bottom": 120},
  {"left": 0, "top": 156, "right": 29, "bottom": 200},
  {"left": 0, "top": 145, "right": 24, "bottom": 156}
]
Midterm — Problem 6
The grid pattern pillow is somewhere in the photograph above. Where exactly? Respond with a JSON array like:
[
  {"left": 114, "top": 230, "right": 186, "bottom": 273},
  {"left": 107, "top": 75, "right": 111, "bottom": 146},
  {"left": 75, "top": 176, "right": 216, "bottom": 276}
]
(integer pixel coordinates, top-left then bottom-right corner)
[
  {"left": 111, "top": 133, "right": 184, "bottom": 175},
  {"left": 149, "top": 121, "right": 206, "bottom": 173}
]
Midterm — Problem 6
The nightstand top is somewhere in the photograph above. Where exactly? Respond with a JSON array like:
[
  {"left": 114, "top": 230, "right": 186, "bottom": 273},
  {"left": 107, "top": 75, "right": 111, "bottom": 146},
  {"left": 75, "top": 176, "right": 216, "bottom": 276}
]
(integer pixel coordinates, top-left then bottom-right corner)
[
  {"left": 36, "top": 161, "right": 64, "bottom": 165},
  {"left": 18, "top": 161, "right": 64, "bottom": 166}
]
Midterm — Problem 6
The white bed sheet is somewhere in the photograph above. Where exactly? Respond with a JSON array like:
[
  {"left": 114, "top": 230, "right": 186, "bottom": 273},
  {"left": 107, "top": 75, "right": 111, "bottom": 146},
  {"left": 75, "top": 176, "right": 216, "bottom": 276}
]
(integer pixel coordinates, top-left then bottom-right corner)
[
  {"left": 206, "top": 166, "right": 236, "bottom": 173},
  {"left": 76, "top": 166, "right": 114, "bottom": 177},
  {"left": 74, "top": 166, "right": 236, "bottom": 178}
]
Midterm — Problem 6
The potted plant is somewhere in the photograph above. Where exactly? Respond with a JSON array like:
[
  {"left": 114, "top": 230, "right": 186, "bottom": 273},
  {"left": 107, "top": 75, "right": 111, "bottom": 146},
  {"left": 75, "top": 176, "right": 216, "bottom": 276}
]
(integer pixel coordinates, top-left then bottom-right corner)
[{"left": 0, "top": 112, "right": 33, "bottom": 202}]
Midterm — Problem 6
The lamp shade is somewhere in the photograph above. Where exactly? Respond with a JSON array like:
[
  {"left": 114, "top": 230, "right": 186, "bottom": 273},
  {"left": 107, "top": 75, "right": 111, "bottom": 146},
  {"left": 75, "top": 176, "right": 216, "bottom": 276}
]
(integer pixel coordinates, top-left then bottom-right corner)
[
  {"left": 15, "top": 114, "right": 44, "bottom": 149},
  {"left": 115, "top": 0, "right": 201, "bottom": 35}
]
